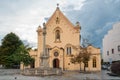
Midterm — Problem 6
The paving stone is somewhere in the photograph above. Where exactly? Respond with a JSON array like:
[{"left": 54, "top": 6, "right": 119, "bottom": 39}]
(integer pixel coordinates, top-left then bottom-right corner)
[{"left": 0, "top": 69, "right": 120, "bottom": 80}]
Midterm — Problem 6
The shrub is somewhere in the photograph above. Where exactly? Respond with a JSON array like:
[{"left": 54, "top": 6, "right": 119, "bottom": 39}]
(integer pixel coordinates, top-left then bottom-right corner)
[{"left": 111, "top": 61, "right": 120, "bottom": 75}]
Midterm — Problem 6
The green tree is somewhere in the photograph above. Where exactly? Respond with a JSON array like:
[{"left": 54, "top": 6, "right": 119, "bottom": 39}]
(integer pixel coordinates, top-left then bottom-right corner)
[
  {"left": 1, "top": 32, "right": 22, "bottom": 55},
  {"left": 0, "top": 32, "right": 23, "bottom": 68},
  {"left": 15, "top": 44, "right": 34, "bottom": 66},
  {"left": 71, "top": 47, "right": 91, "bottom": 72},
  {"left": 0, "top": 32, "right": 33, "bottom": 68},
  {"left": 81, "top": 48, "right": 91, "bottom": 72},
  {"left": 70, "top": 38, "right": 91, "bottom": 72},
  {"left": 71, "top": 51, "right": 83, "bottom": 71},
  {"left": 81, "top": 38, "right": 91, "bottom": 72}
]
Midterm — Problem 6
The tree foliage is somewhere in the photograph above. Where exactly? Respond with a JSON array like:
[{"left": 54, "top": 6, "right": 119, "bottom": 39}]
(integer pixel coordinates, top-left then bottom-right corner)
[
  {"left": 70, "top": 47, "right": 91, "bottom": 72},
  {"left": 71, "top": 51, "right": 83, "bottom": 71},
  {"left": 1, "top": 32, "right": 22, "bottom": 55},
  {"left": 15, "top": 44, "right": 34, "bottom": 66},
  {"left": 81, "top": 48, "right": 91, "bottom": 71},
  {"left": 0, "top": 32, "right": 33, "bottom": 68}
]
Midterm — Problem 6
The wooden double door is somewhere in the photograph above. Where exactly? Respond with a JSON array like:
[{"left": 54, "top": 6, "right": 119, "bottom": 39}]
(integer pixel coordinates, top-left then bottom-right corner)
[{"left": 53, "top": 58, "right": 59, "bottom": 68}]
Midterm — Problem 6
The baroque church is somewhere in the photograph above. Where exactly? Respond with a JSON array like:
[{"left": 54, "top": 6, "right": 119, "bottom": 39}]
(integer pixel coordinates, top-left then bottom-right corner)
[{"left": 20, "top": 5, "right": 101, "bottom": 71}]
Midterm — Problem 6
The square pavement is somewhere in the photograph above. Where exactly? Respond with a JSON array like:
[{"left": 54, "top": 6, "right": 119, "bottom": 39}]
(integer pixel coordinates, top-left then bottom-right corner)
[{"left": 0, "top": 69, "right": 120, "bottom": 80}]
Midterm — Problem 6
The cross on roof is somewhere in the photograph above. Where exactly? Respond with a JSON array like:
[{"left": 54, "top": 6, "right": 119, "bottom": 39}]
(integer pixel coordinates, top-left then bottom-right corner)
[{"left": 57, "top": 3, "right": 59, "bottom": 7}]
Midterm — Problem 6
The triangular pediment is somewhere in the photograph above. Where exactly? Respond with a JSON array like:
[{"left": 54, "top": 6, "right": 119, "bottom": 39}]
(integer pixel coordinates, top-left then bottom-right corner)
[
  {"left": 87, "top": 45, "right": 100, "bottom": 49},
  {"left": 46, "top": 7, "right": 76, "bottom": 29}
]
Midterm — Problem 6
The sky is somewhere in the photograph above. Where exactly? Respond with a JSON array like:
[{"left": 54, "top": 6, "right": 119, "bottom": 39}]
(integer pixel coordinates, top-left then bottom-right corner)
[{"left": 0, "top": 0, "right": 120, "bottom": 49}]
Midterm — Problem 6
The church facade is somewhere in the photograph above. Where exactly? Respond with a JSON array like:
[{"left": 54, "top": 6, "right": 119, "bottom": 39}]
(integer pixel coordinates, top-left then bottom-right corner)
[{"left": 20, "top": 6, "right": 101, "bottom": 71}]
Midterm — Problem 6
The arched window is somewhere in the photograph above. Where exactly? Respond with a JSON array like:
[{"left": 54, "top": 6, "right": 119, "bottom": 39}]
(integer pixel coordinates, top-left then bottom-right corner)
[
  {"left": 93, "top": 57, "right": 96, "bottom": 68},
  {"left": 55, "top": 30, "right": 60, "bottom": 41},
  {"left": 30, "top": 59, "right": 35, "bottom": 68},
  {"left": 66, "top": 47, "right": 72, "bottom": 55}
]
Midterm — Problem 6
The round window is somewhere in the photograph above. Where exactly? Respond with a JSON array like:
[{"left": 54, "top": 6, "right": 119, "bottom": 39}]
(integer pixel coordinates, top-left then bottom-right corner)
[{"left": 54, "top": 52, "right": 59, "bottom": 57}]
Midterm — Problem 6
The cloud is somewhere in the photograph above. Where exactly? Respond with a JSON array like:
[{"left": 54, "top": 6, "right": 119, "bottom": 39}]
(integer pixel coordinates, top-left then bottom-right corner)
[
  {"left": 0, "top": 0, "right": 120, "bottom": 49},
  {"left": 63, "top": 0, "right": 120, "bottom": 48},
  {"left": 0, "top": 0, "right": 86, "bottom": 47},
  {"left": 0, "top": 0, "right": 58, "bottom": 47}
]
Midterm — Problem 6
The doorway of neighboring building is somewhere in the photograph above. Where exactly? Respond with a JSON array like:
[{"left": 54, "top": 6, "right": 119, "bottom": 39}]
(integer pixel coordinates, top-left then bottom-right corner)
[{"left": 30, "top": 60, "right": 35, "bottom": 68}]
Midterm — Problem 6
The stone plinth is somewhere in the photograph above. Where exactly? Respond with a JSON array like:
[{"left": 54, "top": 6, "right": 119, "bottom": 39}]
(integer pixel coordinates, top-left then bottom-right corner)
[{"left": 21, "top": 68, "right": 62, "bottom": 76}]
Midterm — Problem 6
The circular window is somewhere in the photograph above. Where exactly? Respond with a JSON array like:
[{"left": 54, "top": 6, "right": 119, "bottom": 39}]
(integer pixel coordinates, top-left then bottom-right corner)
[{"left": 54, "top": 52, "right": 59, "bottom": 57}]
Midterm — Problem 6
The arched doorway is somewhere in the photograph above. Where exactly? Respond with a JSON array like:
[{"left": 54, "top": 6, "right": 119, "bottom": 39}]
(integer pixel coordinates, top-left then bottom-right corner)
[
  {"left": 53, "top": 58, "right": 59, "bottom": 68},
  {"left": 30, "top": 60, "right": 35, "bottom": 68}
]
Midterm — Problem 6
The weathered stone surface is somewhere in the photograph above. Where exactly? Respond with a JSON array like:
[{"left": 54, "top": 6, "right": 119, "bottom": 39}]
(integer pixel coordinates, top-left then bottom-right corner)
[
  {"left": 21, "top": 68, "right": 62, "bottom": 76},
  {"left": 0, "top": 69, "right": 120, "bottom": 80}
]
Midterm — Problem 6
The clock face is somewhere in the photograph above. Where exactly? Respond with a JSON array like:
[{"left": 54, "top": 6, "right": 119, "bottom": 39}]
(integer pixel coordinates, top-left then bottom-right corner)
[{"left": 54, "top": 52, "right": 59, "bottom": 57}]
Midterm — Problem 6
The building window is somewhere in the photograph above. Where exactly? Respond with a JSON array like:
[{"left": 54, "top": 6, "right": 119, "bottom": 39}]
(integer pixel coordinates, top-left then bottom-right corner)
[
  {"left": 112, "top": 49, "right": 114, "bottom": 54},
  {"left": 55, "top": 30, "right": 60, "bottom": 41},
  {"left": 54, "top": 52, "right": 59, "bottom": 57},
  {"left": 118, "top": 45, "right": 120, "bottom": 51},
  {"left": 66, "top": 47, "right": 72, "bottom": 55},
  {"left": 85, "top": 62, "right": 88, "bottom": 67},
  {"left": 107, "top": 51, "right": 109, "bottom": 56},
  {"left": 93, "top": 58, "right": 96, "bottom": 68}
]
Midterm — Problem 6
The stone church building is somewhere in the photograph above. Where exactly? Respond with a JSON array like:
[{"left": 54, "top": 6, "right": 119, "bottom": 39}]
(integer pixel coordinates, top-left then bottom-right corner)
[{"left": 20, "top": 6, "right": 101, "bottom": 71}]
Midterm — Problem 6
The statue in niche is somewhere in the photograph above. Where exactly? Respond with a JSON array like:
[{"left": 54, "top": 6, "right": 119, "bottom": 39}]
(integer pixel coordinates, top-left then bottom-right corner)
[
  {"left": 56, "top": 17, "right": 60, "bottom": 24},
  {"left": 56, "top": 30, "right": 60, "bottom": 40}
]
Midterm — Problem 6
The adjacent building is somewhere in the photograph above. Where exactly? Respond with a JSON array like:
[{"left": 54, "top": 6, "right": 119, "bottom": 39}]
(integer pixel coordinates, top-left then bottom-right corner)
[
  {"left": 20, "top": 6, "right": 101, "bottom": 71},
  {"left": 103, "top": 22, "right": 120, "bottom": 63}
]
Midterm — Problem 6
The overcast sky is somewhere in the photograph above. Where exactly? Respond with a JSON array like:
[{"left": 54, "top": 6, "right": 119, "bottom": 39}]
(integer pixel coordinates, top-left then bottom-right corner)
[{"left": 0, "top": 0, "right": 120, "bottom": 49}]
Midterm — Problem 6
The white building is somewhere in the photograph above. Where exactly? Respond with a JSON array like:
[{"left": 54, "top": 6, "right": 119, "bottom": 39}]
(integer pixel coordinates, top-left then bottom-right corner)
[{"left": 103, "top": 22, "right": 120, "bottom": 63}]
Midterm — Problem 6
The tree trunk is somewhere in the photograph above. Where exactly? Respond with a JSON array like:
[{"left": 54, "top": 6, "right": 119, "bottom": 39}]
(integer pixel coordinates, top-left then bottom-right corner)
[
  {"left": 84, "top": 63, "right": 86, "bottom": 72},
  {"left": 79, "top": 63, "right": 81, "bottom": 71}
]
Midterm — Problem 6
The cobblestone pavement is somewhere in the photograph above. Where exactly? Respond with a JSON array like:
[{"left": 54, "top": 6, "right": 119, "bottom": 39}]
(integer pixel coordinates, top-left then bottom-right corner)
[{"left": 0, "top": 69, "right": 120, "bottom": 80}]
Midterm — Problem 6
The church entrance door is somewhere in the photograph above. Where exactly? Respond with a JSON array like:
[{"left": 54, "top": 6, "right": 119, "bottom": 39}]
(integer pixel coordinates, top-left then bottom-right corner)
[{"left": 53, "top": 58, "right": 59, "bottom": 68}]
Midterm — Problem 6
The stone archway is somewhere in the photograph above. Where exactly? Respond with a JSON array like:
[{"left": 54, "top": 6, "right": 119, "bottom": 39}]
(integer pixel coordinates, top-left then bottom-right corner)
[
  {"left": 53, "top": 58, "right": 59, "bottom": 68},
  {"left": 30, "top": 60, "right": 35, "bottom": 68}
]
